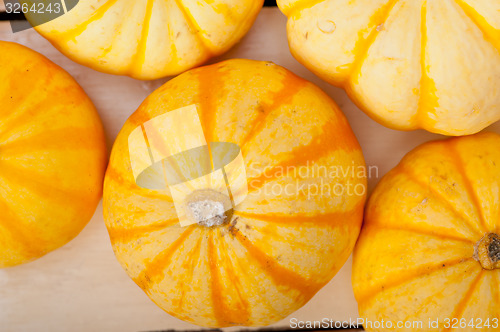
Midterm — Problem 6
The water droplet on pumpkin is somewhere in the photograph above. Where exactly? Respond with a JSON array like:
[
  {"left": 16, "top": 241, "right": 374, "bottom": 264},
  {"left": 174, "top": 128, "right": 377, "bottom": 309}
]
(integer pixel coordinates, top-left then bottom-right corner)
[{"left": 317, "top": 20, "right": 336, "bottom": 34}]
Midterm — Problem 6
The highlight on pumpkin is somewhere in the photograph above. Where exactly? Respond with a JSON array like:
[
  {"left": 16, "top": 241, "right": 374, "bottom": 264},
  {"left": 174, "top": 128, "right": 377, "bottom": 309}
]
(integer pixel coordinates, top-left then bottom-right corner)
[
  {"left": 128, "top": 104, "right": 248, "bottom": 227},
  {"left": 103, "top": 59, "right": 367, "bottom": 327}
]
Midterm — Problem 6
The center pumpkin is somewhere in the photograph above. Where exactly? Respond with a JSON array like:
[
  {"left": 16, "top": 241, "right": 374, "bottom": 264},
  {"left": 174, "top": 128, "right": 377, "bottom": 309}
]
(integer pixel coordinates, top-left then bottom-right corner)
[{"left": 103, "top": 59, "right": 366, "bottom": 327}]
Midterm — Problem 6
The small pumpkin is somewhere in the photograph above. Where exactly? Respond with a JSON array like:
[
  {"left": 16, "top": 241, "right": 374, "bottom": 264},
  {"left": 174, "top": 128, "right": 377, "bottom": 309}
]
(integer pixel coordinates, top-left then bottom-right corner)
[
  {"left": 103, "top": 59, "right": 366, "bottom": 327},
  {"left": 0, "top": 41, "right": 107, "bottom": 268},
  {"left": 24, "top": 0, "right": 264, "bottom": 80},
  {"left": 353, "top": 132, "right": 500, "bottom": 331},
  {"left": 277, "top": 0, "right": 500, "bottom": 136}
]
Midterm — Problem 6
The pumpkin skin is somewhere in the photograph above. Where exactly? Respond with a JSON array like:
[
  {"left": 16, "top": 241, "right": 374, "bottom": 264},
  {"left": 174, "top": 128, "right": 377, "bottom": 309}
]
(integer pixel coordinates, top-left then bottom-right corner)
[
  {"left": 353, "top": 132, "right": 500, "bottom": 332},
  {"left": 277, "top": 0, "right": 500, "bottom": 136},
  {"left": 0, "top": 41, "right": 107, "bottom": 268},
  {"left": 23, "top": 0, "right": 264, "bottom": 80},
  {"left": 103, "top": 59, "right": 366, "bottom": 327}
]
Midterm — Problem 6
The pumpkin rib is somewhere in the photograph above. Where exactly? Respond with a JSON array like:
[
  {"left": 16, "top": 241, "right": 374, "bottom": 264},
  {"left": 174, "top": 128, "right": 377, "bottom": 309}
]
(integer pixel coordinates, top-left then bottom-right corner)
[
  {"left": 173, "top": 0, "right": 213, "bottom": 56},
  {"left": 216, "top": 229, "right": 252, "bottom": 325},
  {"left": 492, "top": 271, "right": 500, "bottom": 312},
  {"left": 398, "top": 164, "right": 484, "bottom": 238},
  {"left": 56, "top": 0, "right": 121, "bottom": 41},
  {"left": 232, "top": 228, "right": 321, "bottom": 301},
  {"left": 176, "top": 236, "right": 203, "bottom": 313},
  {"left": 285, "top": 0, "right": 327, "bottom": 17},
  {"left": 133, "top": 225, "right": 196, "bottom": 291},
  {"left": 446, "top": 141, "right": 490, "bottom": 233},
  {"left": 127, "top": 0, "right": 155, "bottom": 76},
  {"left": 196, "top": 64, "right": 226, "bottom": 146},
  {"left": 208, "top": 230, "right": 250, "bottom": 327},
  {"left": 368, "top": 225, "right": 475, "bottom": 244},
  {"left": 0, "top": 198, "right": 48, "bottom": 258},
  {"left": 234, "top": 200, "right": 364, "bottom": 228},
  {"left": 355, "top": 257, "right": 474, "bottom": 304},
  {"left": 416, "top": 1, "right": 440, "bottom": 129},
  {"left": 445, "top": 270, "right": 485, "bottom": 331},
  {"left": 108, "top": 218, "right": 179, "bottom": 244},
  {"left": 105, "top": 166, "right": 174, "bottom": 202},
  {"left": 246, "top": 122, "right": 360, "bottom": 192},
  {"left": 239, "top": 71, "right": 309, "bottom": 152},
  {"left": 0, "top": 127, "right": 103, "bottom": 154},
  {"left": 347, "top": 0, "right": 400, "bottom": 84},
  {"left": 0, "top": 161, "right": 96, "bottom": 207},
  {"left": 453, "top": 0, "right": 500, "bottom": 53}
]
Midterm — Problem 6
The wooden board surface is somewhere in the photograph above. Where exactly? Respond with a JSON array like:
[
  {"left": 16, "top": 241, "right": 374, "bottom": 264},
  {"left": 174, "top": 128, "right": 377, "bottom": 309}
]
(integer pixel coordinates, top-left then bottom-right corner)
[{"left": 1, "top": 6, "right": 499, "bottom": 332}]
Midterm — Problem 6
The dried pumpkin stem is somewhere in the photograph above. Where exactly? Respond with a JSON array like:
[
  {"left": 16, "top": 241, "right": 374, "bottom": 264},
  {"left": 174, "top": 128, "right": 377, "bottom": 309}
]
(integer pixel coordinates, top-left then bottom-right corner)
[
  {"left": 473, "top": 233, "right": 500, "bottom": 270},
  {"left": 184, "top": 189, "right": 233, "bottom": 227}
]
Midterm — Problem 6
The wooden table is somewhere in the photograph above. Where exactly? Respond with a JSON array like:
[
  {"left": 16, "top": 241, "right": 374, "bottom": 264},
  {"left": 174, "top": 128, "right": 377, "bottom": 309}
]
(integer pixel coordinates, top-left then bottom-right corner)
[{"left": 2, "top": 5, "right": 496, "bottom": 332}]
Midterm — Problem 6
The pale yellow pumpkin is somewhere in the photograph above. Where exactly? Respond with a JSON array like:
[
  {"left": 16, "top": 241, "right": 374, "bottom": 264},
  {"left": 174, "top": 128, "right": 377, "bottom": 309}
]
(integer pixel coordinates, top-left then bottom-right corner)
[
  {"left": 353, "top": 132, "right": 500, "bottom": 332},
  {"left": 277, "top": 0, "right": 500, "bottom": 136},
  {"left": 103, "top": 59, "right": 366, "bottom": 327},
  {"left": 0, "top": 41, "right": 107, "bottom": 268},
  {"left": 23, "top": 0, "right": 264, "bottom": 80}
]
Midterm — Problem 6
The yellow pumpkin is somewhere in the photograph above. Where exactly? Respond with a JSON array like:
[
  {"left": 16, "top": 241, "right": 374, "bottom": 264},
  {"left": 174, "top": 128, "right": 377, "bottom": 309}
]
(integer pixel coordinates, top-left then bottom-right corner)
[
  {"left": 103, "top": 59, "right": 366, "bottom": 327},
  {"left": 0, "top": 41, "right": 107, "bottom": 268},
  {"left": 23, "top": 0, "right": 264, "bottom": 80},
  {"left": 353, "top": 132, "right": 500, "bottom": 332},
  {"left": 277, "top": 0, "right": 500, "bottom": 136}
]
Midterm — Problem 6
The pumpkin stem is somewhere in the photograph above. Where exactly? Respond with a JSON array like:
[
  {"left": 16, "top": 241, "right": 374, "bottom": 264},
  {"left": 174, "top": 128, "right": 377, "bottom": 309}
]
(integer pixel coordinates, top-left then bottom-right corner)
[
  {"left": 184, "top": 189, "right": 232, "bottom": 227},
  {"left": 473, "top": 233, "right": 500, "bottom": 270}
]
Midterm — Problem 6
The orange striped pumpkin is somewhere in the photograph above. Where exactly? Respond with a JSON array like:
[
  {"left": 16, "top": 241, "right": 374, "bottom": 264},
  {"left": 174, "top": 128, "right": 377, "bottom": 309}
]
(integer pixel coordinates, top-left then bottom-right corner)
[
  {"left": 0, "top": 41, "right": 107, "bottom": 268},
  {"left": 24, "top": 0, "right": 264, "bottom": 80},
  {"left": 353, "top": 132, "right": 500, "bottom": 332},
  {"left": 103, "top": 59, "right": 366, "bottom": 327}
]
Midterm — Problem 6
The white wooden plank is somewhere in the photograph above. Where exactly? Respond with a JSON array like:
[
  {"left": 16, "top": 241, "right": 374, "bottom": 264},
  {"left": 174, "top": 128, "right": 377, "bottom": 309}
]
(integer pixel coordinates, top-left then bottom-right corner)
[{"left": 1, "top": 7, "right": 497, "bottom": 332}]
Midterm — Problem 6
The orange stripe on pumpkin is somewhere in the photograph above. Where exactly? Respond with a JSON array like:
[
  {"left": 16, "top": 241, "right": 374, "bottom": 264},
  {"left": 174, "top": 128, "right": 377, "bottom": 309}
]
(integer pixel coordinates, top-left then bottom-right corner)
[
  {"left": 453, "top": 0, "right": 500, "bottom": 53},
  {"left": 233, "top": 228, "right": 321, "bottom": 303},
  {"left": 285, "top": 0, "right": 327, "bottom": 17},
  {"left": 128, "top": 0, "right": 155, "bottom": 75},
  {"left": 175, "top": 237, "right": 203, "bottom": 312},
  {"left": 348, "top": 0, "right": 399, "bottom": 84},
  {"left": 447, "top": 141, "right": 490, "bottom": 232},
  {"left": 196, "top": 62, "right": 226, "bottom": 147},
  {"left": 105, "top": 166, "right": 174, "bottom": 202},
  {"left": 445, "top": 270, "right": 485, "bottom": 331},
  {"left": 0, "top": 127, "right": 103, "bottom": 154},
  {"left": 356, "top": 257, "right": 475, "bottom": 304},
  {"left": 416, "top": 1, "right": 440, "bottom": 127},
  {"left": 133, "top": 226, "right": 196, "bottom": 291},
  {"left": 246, "top": 122, "right": 360, "bottom": 190},
  {"left": 239, "top": 70, "right": 308, "bottom": 151},
  {"left": 57, "top": 0, "right": 121, "bottom": 41},
  {"left": 208, "top": 229, "right": 251, "bottom": 327},
  {"left": 397, "top": 164, "right": 484, "bottom": 238},
  {"left": 173, "top": 0, "right": 213, "bottom": 55},
  {"left": 108, "top": 218, "right": 178, "bottom": 244},
  {"left": 235, "top": 199, "right": 364, "bottom": 228},
  {"left": 0, "top": 160, "right": 96, "bottom": 206},
  {"left": 0, "top": 197, "right": 47, "bottom": 258}
]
